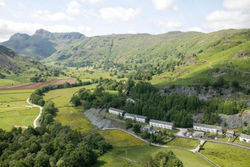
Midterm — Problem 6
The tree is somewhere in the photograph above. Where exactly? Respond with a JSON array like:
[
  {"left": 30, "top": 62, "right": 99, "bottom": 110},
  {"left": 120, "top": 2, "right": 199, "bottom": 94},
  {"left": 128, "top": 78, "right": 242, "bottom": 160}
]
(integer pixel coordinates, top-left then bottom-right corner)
[
  {"left": 148, "top": 151, "right": 183, "bottom": 167},
  {"left": 70, "top": 95, "right": 81, "bottom": 106},
  {"left": 34, "top": 151, "right": 50, "bottom": 167},
  {"left": 125, "top": 119, "right": 133, "bottom": 129},
  {"left": 133, "top": 124, "right": 141, "bottom": 134}
]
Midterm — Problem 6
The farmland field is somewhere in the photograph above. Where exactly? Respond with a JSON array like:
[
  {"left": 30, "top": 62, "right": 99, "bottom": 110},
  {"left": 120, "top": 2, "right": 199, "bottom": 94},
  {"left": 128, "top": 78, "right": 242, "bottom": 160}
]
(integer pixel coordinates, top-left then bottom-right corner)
[
  {"left": 200, "top": 142, "right": 250, "bottom": 167},
  {"left": 97, "top": 130, "right": 213, "bottom": 167},
  {"left": 0, "top": 89, "right": 39, "bottom": 131}
]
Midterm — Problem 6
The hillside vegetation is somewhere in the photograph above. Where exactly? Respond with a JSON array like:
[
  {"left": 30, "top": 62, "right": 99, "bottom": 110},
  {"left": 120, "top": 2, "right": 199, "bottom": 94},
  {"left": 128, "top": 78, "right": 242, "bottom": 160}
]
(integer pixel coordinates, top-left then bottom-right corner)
[{"left": 2, "top": 29, "right": 250, "bottom": 87}]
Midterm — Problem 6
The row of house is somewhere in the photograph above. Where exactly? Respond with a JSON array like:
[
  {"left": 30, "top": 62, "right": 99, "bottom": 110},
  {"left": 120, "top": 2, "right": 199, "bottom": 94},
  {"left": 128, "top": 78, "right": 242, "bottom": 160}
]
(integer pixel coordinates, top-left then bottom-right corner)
[
  {"left": 109, "top": 108, "right": 250, "bottom": 143},
  {"left": 193, "top": 123, "right": 223, "bottom": 134},
  {"left": 108, "top": 107, "right": 174, "bottom": 130}
]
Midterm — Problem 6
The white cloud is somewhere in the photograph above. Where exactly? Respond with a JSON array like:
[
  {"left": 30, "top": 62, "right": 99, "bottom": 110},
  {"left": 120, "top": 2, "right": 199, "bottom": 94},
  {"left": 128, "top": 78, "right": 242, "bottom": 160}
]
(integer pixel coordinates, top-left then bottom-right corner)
[
  {"left": 202, "top": 0, "right": 250, "bottom": 32},
  {"left": 159, "top": 19, "right": 183, "bottom": 31},
  {"left": 34, "top": 10, "right": 73, "bottom": 21},
  {"left": 223, "top": 0, "right": 250, "bottom": 10},
  {"left": 0, "top": 19, "right": 91, "bottom": 42},
  {"left": 81, "top": 0, "right": 101, "bottom": 3},
  {"left": 205, "top": 10, "right": 250, "bottom": 31},
  {"left": 0, "top": 0, "right": 4, "bottom": 6},
  {"left": 99, "top": 7, "right": 140, "bottom": 21},
  {"left": 66, "top": 1, "right": 82, "bottom": 16},
  {"left": 152, "top": 0, "right": 176, "bottom": 10}
]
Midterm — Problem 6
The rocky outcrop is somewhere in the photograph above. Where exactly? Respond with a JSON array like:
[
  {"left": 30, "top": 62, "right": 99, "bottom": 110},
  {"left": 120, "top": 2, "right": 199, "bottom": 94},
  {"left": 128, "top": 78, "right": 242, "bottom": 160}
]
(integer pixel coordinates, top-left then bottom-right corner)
[
  {"left": 219, "top": 110, "right": 250, "bottom": 129},
  {"left": 160, "top": 85, "right": 239, "bottom": 100}
]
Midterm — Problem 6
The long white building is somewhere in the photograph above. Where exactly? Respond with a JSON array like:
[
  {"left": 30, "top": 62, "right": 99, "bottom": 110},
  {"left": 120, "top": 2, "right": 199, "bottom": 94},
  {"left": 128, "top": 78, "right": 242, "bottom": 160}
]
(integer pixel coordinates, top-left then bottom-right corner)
[
  {"left": 193, "top": 123, "right": 222, "bottom": 134},
  {"left": 149, "top": 119, "right": 174, "bottom": 130},
  {"left": 124, "top": 113, "right": 147, "bottom": 123},
  {"left": 239, "top": 133, "right": 250, "bottom": 143},
  {"left": 108, "top": 107, "right": 125, "bottom": 116}
]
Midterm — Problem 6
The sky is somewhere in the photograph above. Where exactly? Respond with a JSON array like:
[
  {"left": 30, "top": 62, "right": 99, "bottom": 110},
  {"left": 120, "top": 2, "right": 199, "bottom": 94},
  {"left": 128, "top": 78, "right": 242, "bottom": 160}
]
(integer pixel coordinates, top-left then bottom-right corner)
[{"left": 0, "top": 0, "right": 250, "bottom": 41}]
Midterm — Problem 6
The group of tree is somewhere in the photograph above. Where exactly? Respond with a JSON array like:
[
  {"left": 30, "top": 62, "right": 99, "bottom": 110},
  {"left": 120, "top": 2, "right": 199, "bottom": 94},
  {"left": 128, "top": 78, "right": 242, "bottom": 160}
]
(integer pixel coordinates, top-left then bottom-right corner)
[
  {"left": 243, "top": 126, "right": 250, "bottom": 135},
  {"left": 71, "top": 86, "right": 126, "bottom": 109},
  {"left": 0, "top": 123, "right": 111, "bottom": 167},
  {"left": 147, "top": 151, "right": 183, "bottom": 167}
]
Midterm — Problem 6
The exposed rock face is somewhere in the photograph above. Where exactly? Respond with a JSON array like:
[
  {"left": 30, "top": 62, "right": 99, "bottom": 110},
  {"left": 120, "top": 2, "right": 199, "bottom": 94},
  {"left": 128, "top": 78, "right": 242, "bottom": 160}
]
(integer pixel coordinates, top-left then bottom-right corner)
[
  {"left": 219, "top": 110, "right": 250, "bottom": 129},
  {"left": 84, "top": 108, "right": 125, "bottom": 129},
  {"left": 161, "top": 85, "right": 238, "bottom": 100}
]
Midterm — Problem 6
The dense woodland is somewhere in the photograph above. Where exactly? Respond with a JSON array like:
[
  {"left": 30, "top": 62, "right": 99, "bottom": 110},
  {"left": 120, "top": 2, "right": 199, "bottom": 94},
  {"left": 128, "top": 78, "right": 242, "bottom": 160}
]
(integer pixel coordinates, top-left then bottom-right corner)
[{"left": 72, "top": 79, "right": 246, "bottom": 127}]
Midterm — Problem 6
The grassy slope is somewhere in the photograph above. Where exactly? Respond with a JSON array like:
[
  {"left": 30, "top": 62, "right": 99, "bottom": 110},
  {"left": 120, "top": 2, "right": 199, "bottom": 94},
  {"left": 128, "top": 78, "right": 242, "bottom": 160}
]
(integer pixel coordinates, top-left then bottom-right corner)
[
  {"left": 97, "top": 130, "right": 212, "bottom": 167},
  {"left": 46, "top": 29, "right": 250, "bottom": 88},
  {"left": 200, "top": 142, "right": 250, "bottom": 167},
  {"left": 165, "top": 137, "right": 199, "bottom": 149},
  {"left": 44, "top": 84, "right": 97, "bottom": 133},
  {"left": 0, "top": 89, "right": 39, "bottom": 131}
]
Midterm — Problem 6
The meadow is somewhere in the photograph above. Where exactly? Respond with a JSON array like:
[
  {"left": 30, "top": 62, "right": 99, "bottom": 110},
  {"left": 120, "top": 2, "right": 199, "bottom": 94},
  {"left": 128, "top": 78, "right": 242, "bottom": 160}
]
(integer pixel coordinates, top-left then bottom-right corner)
[
  {"left": 44, "top": 84, "right": 97, "bottom": 133},
  {"left": 96, "top": 130, "right": 213, "bottom": 167},
  {"left": 200, "top": 142, "right": 250, "bottom": 167},
  {"left": 165, "top": 137, "right": 199, "bottom": 149},
  {"left": 0, "top": 89, "right": 39, "bottom": 131}
]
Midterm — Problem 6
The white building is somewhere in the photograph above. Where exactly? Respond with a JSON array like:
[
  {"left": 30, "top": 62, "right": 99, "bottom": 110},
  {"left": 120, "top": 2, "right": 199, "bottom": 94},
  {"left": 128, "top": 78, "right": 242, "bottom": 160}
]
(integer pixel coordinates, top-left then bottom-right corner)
[
  {"left": 108, "top": 107, "right": 125, "bottom": 116},
  {"left": 149, "top": 119, "right": 174, "bottom": 130},
  {"left": 193, "top": 123, "right": 223, "bottom": 134},
  {"left": 124, "top": 113, "right": 147, "bottom": 123},
  {"left": 239, "top": 133, "right": 250, "bottom": 143},
  {"left": 226, "top": 130, "right": 235, "bottom": 138}
]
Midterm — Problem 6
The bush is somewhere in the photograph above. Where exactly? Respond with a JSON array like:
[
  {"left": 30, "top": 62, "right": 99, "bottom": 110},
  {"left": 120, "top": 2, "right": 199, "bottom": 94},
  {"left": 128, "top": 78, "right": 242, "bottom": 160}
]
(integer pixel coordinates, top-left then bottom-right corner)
[{"left": 133, "top": 124, "right": 141, "bottom": 133}]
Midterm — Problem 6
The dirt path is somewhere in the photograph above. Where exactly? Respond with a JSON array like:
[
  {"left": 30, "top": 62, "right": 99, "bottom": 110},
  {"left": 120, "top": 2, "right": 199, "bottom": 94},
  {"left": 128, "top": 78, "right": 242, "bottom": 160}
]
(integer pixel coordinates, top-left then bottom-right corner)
[
  {"left": 26, "top": 98, "right": 43, "bottom": 128},
  {"left": 0, "top": 78, "right": 77, "bottom": 90}
]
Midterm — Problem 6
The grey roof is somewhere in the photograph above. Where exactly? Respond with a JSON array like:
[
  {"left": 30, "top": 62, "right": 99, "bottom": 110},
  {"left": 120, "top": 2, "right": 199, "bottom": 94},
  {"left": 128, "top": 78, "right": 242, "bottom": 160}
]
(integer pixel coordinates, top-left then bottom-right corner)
[
  {"left": 193, "top": 123, "right": 222, "bottom": 130},
  {"left": 240, "top": 133, "right": 250, "bottom": 139},
  {"left": 150, "top": 119, "right": 174, "bottom": 126},
  {"left": 109, "top": 107, "right": 124, "bottom": 113},
  {"left": 124, "top": 113, "right": 147, "bottom": 119}
]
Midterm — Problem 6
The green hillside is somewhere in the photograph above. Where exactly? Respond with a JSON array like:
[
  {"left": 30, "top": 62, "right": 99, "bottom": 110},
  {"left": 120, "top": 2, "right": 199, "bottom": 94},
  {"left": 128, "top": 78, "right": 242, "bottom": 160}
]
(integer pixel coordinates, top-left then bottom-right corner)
[
  {"left": 2, "top": 29, "right": 250, "bottom": 87},
  {"left": 0, "top": 45, "right": 53, "bottom": 86},
  {"left": 47, "top": 29, "right": 250, "bottom": 86}
]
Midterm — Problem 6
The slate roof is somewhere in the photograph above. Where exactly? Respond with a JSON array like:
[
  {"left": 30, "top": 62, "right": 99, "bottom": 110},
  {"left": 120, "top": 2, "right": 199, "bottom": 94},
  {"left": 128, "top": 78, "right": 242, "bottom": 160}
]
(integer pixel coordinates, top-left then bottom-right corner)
[
  {"left": 124, "top": 113, "right": 147, "bottom": 119},
  {"left": 109, "top": 107, "right": 125, "bottom": 114},
  {"left": 150, "top": 119, "right": 174, "bottom": 126},
  {"left": 193, "top": 123, "right": 222, "bottom": 130}
]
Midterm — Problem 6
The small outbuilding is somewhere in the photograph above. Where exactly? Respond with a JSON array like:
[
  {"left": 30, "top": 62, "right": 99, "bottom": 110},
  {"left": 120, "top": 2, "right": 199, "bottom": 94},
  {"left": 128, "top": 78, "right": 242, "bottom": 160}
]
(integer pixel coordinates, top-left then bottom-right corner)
[
  {"left": 226, "top": 130, "right": 235, "bottom": 138},
  {"left": 239, "top": 133, "right": 250, "bottom": 143},
  {"left": 193, "top": 131, "right": 205, "bottom": 138}
]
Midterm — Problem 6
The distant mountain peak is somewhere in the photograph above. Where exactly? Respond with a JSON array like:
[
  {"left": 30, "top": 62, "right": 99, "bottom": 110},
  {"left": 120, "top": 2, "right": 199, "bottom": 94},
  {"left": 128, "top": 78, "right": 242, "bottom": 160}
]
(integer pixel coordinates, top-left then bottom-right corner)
[
  {"left": 34, "top": 29, "right": 85, "bottom": 40},
  {"left": 35, "top": 29, "right": 53, "bottom": 38},
  {"left": 10, "top": 33, "right": 30, "bottom": 40}
]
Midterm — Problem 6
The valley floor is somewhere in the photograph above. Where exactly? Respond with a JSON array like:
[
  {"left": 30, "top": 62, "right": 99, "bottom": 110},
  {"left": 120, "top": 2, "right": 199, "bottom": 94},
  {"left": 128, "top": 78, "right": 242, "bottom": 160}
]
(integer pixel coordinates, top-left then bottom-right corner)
[{"left": 1, "top": 85, "right": 250, "bottom": 167}]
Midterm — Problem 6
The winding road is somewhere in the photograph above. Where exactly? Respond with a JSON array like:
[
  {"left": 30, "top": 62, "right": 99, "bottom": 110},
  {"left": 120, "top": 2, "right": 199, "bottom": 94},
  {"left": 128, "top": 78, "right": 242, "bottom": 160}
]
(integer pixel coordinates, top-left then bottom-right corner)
[{"left": 26, "top": 98, "right": 43, "bottom": 128}]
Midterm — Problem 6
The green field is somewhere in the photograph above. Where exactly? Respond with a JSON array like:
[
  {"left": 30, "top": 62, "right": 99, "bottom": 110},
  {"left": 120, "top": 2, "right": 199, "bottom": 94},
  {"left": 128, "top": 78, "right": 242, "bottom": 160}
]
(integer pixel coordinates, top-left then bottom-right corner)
[
  {"left": 97, "top": 130, "right": 212, "bottom": 167},
  {"left": 44, "top": 84, "right": 97, "bottom": 133},
  {"left": 0, "top": 89, "right": 39, "bottom": 131},
  {"left": 166, "top": 137, "right": 199, "bottom": 149},
  {"left": 200, "top": 142, "right": 250, "bottom": 167}
]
